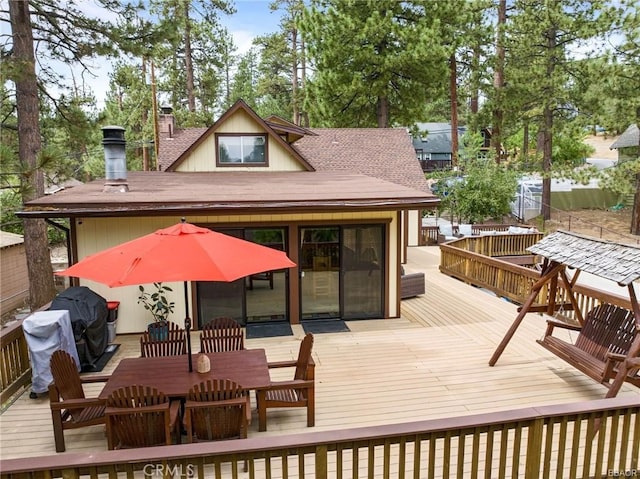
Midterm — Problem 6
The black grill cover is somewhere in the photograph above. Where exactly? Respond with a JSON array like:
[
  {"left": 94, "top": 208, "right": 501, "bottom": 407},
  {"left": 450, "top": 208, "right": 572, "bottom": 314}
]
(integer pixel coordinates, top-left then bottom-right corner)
[{"left": 50, "top": 286, "right": 108, "bottom": 371}]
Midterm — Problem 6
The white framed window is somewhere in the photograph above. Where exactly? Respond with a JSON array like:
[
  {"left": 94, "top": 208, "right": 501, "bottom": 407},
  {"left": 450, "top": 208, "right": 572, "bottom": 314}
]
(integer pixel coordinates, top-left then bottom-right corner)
[{"left": 217, "top": 135, "right": 267, "bottom": 165}]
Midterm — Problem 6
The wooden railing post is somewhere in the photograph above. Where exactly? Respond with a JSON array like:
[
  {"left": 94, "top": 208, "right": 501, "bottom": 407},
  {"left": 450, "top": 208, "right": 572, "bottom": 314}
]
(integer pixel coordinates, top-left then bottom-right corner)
[
  {"left": 524, "top": 418, "right": 544, "bottom": 479},
  {"left": 315, "top": 444, "right": 328, "bottom": 479}
]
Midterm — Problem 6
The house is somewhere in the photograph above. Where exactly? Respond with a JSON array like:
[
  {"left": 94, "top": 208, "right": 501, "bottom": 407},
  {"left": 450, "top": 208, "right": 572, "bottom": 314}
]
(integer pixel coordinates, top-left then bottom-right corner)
[
  {"left": 0, "top": 231, "right": 29, "bottom": 317},
  {"left": 411, "top": 123, "right": 492, "bottom": 171},
  {"left": 610, "top": 123, "right": 639, "bottom": 162},
  {"left": 18, "top": 100, "right": 438, "bottom": 334}
]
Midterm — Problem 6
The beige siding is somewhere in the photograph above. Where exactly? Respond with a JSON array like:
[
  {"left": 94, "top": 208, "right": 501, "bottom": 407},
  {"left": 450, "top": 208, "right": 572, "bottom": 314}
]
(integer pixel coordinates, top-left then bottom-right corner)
[
  {"left": 0, "top": 244, "right": 29, "bottom": 315},
  {"left": 75, "top": 211, "right": 399, "bottom": 333},
  {"left": 175, "top": 109, "right": 306, "bottom": 172}
]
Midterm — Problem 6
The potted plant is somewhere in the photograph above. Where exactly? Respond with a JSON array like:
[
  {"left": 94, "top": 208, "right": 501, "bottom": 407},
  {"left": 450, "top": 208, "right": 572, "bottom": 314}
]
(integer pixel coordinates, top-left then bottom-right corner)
[{"left": 138, "top": 282, "right": 175, "bottom": 339}]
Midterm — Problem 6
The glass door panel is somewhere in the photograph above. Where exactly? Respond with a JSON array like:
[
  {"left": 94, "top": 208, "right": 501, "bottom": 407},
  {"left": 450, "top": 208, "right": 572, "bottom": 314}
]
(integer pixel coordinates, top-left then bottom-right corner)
[
  {"left": 197, "top": 280, "right": 244, "bottom": 327},
  {"left": 342, "top": 225, "right": 384, "bottom": 319},
  {"left": 300, "top": 227, "right": 340, "bottom": 320},
  {"left": 244, "top": 228, "right": 288, "bottom": 323}
]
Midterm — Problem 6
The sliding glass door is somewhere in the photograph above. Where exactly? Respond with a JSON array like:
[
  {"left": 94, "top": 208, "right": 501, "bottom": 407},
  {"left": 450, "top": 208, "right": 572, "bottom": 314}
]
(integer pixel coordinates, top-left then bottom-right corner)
[
  {"left": 299, "top": 225, "right": 384, "bottom": 320},
  {"left": 196, "top": 227, "right": 289, "bottom": 327}
]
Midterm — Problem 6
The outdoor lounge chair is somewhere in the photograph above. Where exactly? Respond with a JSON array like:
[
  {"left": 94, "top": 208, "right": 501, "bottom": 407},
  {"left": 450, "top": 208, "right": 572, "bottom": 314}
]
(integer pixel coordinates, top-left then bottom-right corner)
[
  {"left": 48, "top": 350, "right": 109, "bottom": 453},
  {"left": 200, "top": 317, "right": 244, "bottom": 353},
  {"left": 257, "top": 333, "right": 315, "bottom": 432},
  {"left": 437, "top": 224, "right": 457, "bottom": 243},
  {"left": 105, "top": 385, "right": 180, "bottom": 450}
]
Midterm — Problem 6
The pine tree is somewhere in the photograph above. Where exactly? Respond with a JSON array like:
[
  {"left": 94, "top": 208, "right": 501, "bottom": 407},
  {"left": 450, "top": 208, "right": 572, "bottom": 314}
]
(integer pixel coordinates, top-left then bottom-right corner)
[{"left": 300, "top": 0, "right": 457, "bottom": 127}]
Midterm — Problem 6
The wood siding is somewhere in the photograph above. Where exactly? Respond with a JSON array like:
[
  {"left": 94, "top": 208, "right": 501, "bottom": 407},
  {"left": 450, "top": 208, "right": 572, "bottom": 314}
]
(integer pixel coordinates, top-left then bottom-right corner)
[
  {"left": 175, "top": 109, "right": 306, "bottom": 172},
  {"left": 73, "top": 211, "right": 399, "bottom": 333}
]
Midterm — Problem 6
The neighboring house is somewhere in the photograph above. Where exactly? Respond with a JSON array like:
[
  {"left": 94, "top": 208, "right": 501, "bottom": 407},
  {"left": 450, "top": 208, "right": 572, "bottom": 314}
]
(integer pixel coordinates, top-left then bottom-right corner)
[
  {"left": 411, "top": 123, "right": 492, "bottom": 172},
  {"left": 19, "top": 100, "right": 438, "bottom": 333},
  {"left": 0, "top": 231, "right": 29, "bottom": 317},
  {"left": 610, "top": 124, "right": 639, "bottom": 162}
]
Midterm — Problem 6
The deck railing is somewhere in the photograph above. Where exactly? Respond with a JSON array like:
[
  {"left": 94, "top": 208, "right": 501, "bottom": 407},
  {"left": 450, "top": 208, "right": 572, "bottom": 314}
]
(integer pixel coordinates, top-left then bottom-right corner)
[
  {"left": 439, "top": 234, "right": 633, "bottom": 312},
  {"left": 420, "top": 224, "right": 522, "bottom": 246},
  {"left": 0, "top": 396, "right": 637, "bottom": 479},
  {"left": 0, "top": 319, "right": 30, "bottom": 405}
]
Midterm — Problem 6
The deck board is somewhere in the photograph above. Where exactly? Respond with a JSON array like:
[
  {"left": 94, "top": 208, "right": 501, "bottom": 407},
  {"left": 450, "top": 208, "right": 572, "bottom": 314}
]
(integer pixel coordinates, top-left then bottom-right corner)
[{"left": 1, "top": 245, "right": 638, "bottom": 459}]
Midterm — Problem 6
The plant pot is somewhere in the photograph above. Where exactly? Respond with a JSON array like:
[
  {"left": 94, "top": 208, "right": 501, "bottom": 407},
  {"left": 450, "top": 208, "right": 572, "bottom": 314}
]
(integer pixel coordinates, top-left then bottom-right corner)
[{"left": 148, "top": 322, "right": 168, "bottom": 341}]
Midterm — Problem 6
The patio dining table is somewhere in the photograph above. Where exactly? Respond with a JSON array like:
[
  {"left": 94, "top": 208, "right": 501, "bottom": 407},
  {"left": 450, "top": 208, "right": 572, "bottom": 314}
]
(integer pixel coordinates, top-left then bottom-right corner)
[{"left": 99, "top": 349, "right": 271, "bottom": 401}]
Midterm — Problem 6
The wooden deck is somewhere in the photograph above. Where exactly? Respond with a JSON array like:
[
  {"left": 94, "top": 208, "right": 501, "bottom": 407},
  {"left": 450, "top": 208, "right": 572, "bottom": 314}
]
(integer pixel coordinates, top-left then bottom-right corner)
[{"left": 1, "top": 246, "right": 638, "bottom": 461}]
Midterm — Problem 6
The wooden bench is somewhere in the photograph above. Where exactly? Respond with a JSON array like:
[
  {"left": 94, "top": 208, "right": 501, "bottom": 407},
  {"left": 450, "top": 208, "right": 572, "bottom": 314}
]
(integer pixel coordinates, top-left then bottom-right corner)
[
  {"left": 537, "top": 303, "right": 639, "bottom": 388},
  {"left": 401, "top": 272, "right": 425, "bottom": 299}
]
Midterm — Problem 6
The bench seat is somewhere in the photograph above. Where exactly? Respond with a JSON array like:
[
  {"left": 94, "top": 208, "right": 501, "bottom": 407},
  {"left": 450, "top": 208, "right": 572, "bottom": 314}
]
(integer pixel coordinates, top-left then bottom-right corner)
[{"left": 536, "top": 304, "right": 640, "bottom": 389}]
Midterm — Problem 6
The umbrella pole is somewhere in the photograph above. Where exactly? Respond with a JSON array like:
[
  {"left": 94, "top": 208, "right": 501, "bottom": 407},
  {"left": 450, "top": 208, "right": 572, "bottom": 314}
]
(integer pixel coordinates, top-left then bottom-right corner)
[{"left": 183, "top": 281, "right": 193, "bottom": 372}]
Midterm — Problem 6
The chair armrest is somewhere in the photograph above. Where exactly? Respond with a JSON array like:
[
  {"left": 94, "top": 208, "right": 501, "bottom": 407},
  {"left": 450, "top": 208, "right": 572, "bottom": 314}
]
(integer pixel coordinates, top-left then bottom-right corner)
[
  {"left": 80, "top": 375, "right": 111, "bottom": 384},
  {"left": 267, "top": 360, "right": 298, "bottom": 369},
  {"left": 545, "top": 319, "right": 581, "bottom": 332},
  {"left": 266, "top": 379, "right": 314, "bottom": 390},
  {"left": 605, "top": 352, "right": 626, "bottom": 363},
  {"left": 50, "top": 397, "right": 106, "bottom": 411}
]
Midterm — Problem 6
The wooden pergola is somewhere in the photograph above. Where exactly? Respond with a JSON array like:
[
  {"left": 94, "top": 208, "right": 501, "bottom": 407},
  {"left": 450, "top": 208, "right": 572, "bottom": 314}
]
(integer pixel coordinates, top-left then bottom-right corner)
[{"left": 489, "top": 230, "right": 640, "bottom": 398}]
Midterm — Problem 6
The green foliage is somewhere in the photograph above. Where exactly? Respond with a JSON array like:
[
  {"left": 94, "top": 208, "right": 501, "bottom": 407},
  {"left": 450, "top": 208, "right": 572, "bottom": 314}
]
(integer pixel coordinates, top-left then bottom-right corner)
[
  {"left": 300, "top": 0, "right": 460, "bottom": 127},
  {"left": 137, "top": 283, "right": 175, "bottom": 323},
  {"left": 440, "top": 160, "right": 518, "bottom": 224},
  {"left": 599, "top": 158, "right": 640, "bottom": 197}
]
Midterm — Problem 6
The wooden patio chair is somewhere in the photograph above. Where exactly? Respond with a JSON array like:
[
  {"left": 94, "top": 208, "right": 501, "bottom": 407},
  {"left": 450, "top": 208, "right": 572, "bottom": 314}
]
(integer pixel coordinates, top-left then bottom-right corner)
[
  {"left": 200, "top": 317, "right": 244, "bottom": 353},
  {"left": 48, "top": 350, "right": 109, "bottom": 453},
  {"left": 257, "top": 333, "right": 315, "bottom": 432},
  {"left": 105, "top": 385, "right": 180, "bottom": 450},
  {"left": 185, "top": 379, "right": 249, "bottom": 471},
  {"left": 537, "top": 304, "right": 640, "bottom": 390},
  {"left": 140, "top": 321, "right": 186, "bottom": 357}
]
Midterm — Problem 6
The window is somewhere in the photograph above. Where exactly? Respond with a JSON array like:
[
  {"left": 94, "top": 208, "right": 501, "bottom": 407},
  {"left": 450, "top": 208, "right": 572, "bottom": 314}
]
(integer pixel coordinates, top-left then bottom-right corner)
[{"left": 217, "top": 135, "right": 267, "bottom": 165}]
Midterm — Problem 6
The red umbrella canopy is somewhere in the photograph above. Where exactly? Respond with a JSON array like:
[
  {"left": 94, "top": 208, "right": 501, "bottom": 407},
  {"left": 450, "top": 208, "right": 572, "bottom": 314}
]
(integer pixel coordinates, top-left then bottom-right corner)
[{"left": 57, "top": 222, "right": 296, "bottom": 287}]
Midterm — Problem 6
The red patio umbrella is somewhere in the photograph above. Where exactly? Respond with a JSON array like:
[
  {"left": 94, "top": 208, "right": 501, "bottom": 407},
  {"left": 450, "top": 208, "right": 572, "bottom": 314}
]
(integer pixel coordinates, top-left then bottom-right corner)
[{"left": 57, "top": 221, "right": 296, "bottom": 371}]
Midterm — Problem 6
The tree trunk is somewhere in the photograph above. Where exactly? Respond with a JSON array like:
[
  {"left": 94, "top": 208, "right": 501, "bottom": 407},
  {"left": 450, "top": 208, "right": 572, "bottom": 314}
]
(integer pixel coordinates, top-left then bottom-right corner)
[
  {"left": 141, "top": 58, "right": 149, "bottom": 171},
  {"left": 300, "top": 37, "right": 309, "bottom": 127},
  {"left": 9, "top": 0, "right": 56, "bottom": 310},
  {"left": 631, "top": 107, "right": 640, "bottom": 235},
  {"left": 183, "top": 1, "right": 196, "bottom": 112},
  {"left": 449, "top": 54, "right": 459, "bottom": 168},
  {"left": 291, "top": 27, "right": 299, "bottom": 125},
  {"left": 631, "top": 172, "right": 640, "bottom": 235},
  {"left": 541, "top": 106, "right": 553, "bottom": 221},
  {"left": 491, "top": 0, "right": 506, "bottom": 163},
  {"left": 376, "top": 96, "right": 389, "bottom": 128},
  {"left": 470, "top": 44, "right": 480, "bottom": 115}
]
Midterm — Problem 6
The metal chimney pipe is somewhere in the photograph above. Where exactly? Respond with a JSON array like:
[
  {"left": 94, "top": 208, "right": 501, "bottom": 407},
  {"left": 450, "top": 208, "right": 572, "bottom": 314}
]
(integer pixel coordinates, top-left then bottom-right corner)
[{"left": 101, "top": 125, "right": 129, "bottom": 193}]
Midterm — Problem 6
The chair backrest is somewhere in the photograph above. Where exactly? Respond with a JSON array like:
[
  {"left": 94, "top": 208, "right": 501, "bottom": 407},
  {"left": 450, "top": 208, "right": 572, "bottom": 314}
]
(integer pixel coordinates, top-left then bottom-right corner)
[
  {"left": 50, "top": 350, "right": 84, "bottom": 401},
  {"left": 200, "top": 317, "right": 244, "bottom": 353},
  {"left": 140, "top": 324, "right": 186, "bottom": 357},
  {"left": 575, "top": 304, "right": 636, "bottom": 361},
  {"left": 106, "top": 385, "right": 171, "bottom": 449},
  {"left": 50, "top": 350, "right": 88, "bottom": 421},
  {"left": 293, "top": 333, "right": 314, "bottom": 381},
  {"left": 186, "top": 379, "right": 246, "bottom": 441}
]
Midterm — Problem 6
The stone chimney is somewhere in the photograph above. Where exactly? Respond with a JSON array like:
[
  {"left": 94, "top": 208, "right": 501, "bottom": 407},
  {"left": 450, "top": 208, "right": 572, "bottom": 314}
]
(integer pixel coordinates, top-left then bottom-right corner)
[
  {"left": 159, "top": 105, "right": 175, "bottom": 138},
  {"left": 102, "top": 125, "right": 129, "bottom": 193}
]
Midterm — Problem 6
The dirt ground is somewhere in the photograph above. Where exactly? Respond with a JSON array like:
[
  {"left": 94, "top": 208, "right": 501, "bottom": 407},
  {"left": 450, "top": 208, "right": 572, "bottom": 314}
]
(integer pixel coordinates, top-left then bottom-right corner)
[{"left": 543, "top": 207, "right": 636, "bottom": 244}]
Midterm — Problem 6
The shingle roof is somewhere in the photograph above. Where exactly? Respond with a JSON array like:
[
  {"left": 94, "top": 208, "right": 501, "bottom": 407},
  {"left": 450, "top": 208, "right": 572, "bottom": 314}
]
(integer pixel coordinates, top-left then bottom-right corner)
[
  {"left": 292, "top": 128, "right": 431, "bottom": 192},
  {"left": 158, "top": 128, "right": 208, "bottom": 171},
  {"left": 527, "top": 230, "right": 640, "bottom": 286},
  {"left": 20, "top": 171, "right": 438, "bottom": 218},
  {"left": 610, "top": 124, "right": 639, "bottom": 150}
]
